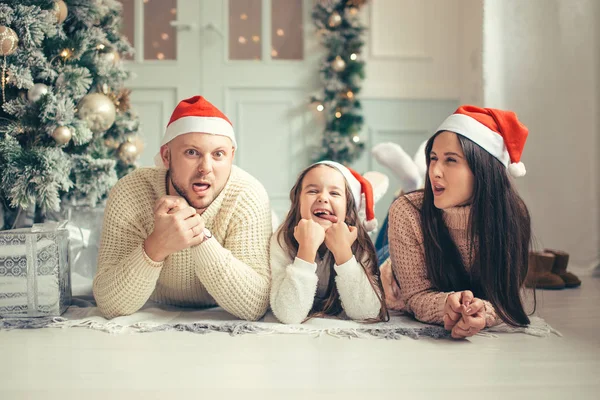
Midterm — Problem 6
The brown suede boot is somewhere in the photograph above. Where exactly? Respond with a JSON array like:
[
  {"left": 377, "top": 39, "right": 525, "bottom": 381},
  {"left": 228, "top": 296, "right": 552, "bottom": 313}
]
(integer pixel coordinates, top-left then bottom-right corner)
[
  {"left": 525, "top": 252, "right": 566, "bottom": 289},
  {"left": 544, "top": 249, "right": 582, "bottom": 288}
]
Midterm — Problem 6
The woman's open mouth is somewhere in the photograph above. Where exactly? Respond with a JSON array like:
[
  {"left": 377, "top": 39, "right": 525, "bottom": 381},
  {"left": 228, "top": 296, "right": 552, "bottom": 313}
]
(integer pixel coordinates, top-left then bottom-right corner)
[{"left": 432, "top": 184, "right": 445, "bottom": 196}]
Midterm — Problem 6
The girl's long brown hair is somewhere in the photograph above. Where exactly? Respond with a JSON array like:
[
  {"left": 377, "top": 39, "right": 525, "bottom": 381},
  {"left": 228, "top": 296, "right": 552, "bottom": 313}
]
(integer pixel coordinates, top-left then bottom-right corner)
[
  {"left": 414, "top": 132, "right": 532, "bottom": 327},
  {"left": 277, "top": 164, "right": 389, "bottom": 322}
]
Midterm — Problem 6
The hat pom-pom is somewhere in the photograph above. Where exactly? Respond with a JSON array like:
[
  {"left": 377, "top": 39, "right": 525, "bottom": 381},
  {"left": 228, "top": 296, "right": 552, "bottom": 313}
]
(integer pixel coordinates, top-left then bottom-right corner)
[
  {"left": 363, "top": 218, "right": 378, "bottom": 233},
  {"left": 508, "top": 161, "right": 526, "bottom": 177}
]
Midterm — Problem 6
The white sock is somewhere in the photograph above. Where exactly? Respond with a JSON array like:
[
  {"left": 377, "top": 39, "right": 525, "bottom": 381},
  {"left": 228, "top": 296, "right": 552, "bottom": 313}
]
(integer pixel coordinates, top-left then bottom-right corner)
[
  {"left": 372, "top": 142, "right": 422, "bottom": 192},
  {"left": 413, "top": 140, "right": 428, "bottom": 182}
]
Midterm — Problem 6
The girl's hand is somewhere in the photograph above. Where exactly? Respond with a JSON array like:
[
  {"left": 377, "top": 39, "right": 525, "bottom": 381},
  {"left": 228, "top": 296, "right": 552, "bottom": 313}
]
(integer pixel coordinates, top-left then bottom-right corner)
[
  {"left": 294, "top": 219, "right": 326, "bottom": 262},
  {"left": 324, "top": 222, "right": 358, "bottom": 265}
]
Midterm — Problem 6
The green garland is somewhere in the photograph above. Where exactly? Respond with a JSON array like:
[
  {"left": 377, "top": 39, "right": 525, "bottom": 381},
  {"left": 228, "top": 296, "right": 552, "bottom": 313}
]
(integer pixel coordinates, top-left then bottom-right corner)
[{"left": 311, "top": 0, "right": 368, "bottom": 164}]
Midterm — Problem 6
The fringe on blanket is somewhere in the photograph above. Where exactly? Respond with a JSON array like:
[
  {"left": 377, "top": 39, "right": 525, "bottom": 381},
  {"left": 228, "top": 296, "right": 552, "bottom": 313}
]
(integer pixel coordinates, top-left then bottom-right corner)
[
  {"left": 134, "top": 322, "right": 452, "bottom": 340},
  {"left": 1, "top": 314, "right": 559, "bottom": 340}
]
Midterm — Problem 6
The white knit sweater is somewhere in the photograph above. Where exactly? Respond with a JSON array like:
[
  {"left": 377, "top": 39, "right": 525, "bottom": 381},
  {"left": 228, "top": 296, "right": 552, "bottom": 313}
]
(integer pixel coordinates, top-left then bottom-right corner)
[
  {"left": 92, "top": 166, "right": 272, "bottom": 321},
  {"left": 269, "top": 230, "right": 382, "bottom": 324}
]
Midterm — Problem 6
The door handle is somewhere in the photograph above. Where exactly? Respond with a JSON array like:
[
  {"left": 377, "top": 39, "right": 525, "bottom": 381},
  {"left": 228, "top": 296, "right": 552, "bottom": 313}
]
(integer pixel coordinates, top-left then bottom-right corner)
[
  {"left": 169, "top": 20, "right": 198, "bottom": 31},
  {"left": 201, "top": 22, "right": 223, "bottom": 38}
]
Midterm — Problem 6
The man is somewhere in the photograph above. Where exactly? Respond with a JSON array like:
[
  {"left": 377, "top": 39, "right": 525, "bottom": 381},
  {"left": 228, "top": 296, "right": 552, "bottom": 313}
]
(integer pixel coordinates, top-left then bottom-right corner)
[{"left": 93, "top": 96, "right": 272, "bottom": 320}]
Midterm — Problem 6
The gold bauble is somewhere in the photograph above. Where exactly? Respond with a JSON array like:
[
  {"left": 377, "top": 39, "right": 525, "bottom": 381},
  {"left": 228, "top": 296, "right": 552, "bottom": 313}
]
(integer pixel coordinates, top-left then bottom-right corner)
[
  {"left": 130, "top": 135, "right": 145, "bottom": 156},
  {"left": 331, "top": 56, "right": 346, "bottom": 72},
  {"left": 0, "top": 26, "right": 19, "bottom": 56},
  {"left": 118, "top": 140, "right": 139, "bottom": 164},
  {"left": 103, "top": 136, "right": 120, "bottom": 149},
  {"left": 77, "top": 93, "right": 117, "bottom": 133},
  {"left": 53, "top": 0, "right": 68, "bottom": 24},
  {"left": 328, "top": 12, "right": 342, "bottom": 28},
  {"left": 51, "top": 126, "right": 72, "bottom": 145}
]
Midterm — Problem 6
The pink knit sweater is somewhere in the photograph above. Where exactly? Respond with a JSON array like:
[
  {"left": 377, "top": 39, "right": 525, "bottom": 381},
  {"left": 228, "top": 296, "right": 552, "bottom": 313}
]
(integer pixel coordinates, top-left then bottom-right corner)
[{"left": 388, "top": 192, "right": 499, "bottom": 328}]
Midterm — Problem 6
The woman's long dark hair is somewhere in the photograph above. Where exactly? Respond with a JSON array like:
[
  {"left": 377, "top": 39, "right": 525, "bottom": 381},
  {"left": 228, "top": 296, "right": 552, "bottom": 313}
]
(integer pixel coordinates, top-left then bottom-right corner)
[
  {"left": 417, "top": 132, "right": 531, "bottom": 327},
  {"left": 277, "top": 164, "right": 389, "bottom": 322}
]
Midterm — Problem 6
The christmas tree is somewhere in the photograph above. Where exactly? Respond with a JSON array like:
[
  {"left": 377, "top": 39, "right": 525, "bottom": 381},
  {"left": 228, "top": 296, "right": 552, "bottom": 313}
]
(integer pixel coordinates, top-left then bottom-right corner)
[
  {"left": 0, "top": 0, "right": 141, "bottom": 229},
  {"left": 311, "top": 0, "right": 368, "bottom": 164}
]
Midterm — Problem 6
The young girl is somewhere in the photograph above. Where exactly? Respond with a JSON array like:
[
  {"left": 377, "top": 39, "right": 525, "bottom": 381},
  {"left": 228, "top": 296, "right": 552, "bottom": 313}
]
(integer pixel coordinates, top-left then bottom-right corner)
[
  {"left": 270, "top": 161, "right": 388, "bottom": 324},
  {"left": 382, "top": 105, "right": 532, "bottom": 339}
]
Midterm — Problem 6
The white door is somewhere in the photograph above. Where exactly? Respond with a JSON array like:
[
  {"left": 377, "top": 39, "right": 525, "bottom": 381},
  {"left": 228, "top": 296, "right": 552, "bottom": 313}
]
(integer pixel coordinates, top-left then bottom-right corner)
[{"left": 123, "top": 0, "right": 319, "bottom": 219}]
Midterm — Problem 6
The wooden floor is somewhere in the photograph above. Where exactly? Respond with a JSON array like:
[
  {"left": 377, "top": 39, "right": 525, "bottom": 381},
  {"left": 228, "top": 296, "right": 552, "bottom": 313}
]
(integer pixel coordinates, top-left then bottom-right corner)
[{"left": 1, "top": 268, "right": 599, "bottom": 400}]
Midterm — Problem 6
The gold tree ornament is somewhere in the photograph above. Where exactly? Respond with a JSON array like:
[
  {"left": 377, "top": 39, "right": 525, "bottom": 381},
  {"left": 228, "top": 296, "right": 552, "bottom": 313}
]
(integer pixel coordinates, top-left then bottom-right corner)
[
  {"left": 0, "top": 26, "right": 18, "bottom": 103},
  {"left": 101, "top": 85, "right": 132, "bottom": 113},
  {"left": 0, "top": 26, "right": 18, "bottom": 56},
  {"left": 131, "top": 135, "right": 145, "bottom": 156},
  {"left": 118, "top": 139, "right": 140, "bottom": 164},
  {"left": 331, "top": 56, "right": 346, "bottom": 72},
  {"left": 77, "top": 93, "right": 117, "bottom": 133},
  {"left": 53, "top": 0, "right": 68, "bottom": 24},
  {"left": 51, "top": 126, "right": 72, "bottom": 145},
  {"left": 328, "top": 12, "right": 342, "bottom": 28},
  {"left": 114, "top": 88, "right": 131, "bottom": 113},
  {"left": 103, "top": 136, "right": 120, "bottom": 149}
]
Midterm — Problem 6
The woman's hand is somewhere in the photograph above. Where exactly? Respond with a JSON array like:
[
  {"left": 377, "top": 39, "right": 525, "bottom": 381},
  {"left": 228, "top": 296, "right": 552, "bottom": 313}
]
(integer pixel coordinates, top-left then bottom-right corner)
[
  {"left": 443, "top": 291, "right": 465, "bottom": 330},
  {"left": 451, "top": 311, "right": 486, "bottom": 339},
  {"left": 445, "top": 290, "right": 487, "bottom": 339}
]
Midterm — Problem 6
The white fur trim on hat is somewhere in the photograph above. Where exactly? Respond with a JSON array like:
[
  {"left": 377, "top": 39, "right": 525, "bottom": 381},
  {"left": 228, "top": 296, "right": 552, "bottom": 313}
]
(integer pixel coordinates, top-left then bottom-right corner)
[
  {"left": 436, "top": 114, "right": 510, "bottom": 167},
  {"left": 508, "top": 161, "right": 526, "bottom": 177},
  {"left": 363, "top": 218, "right": 378, "bottom": 232},
  {"left": 154, "top": 116, "right": 236, "bottom": 166}
]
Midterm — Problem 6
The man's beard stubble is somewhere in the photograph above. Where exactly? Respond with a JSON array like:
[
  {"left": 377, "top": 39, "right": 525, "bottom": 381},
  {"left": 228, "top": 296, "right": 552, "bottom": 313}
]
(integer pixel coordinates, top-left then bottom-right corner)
[{"left": 166, "top": 164, "right": 206, "bottom": 211}]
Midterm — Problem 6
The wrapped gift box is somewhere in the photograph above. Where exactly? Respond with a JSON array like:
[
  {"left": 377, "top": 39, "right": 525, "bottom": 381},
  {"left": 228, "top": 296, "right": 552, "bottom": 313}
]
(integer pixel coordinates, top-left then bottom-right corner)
[{"left": 0, "top": 221, "right": 72, "bottom": 317}]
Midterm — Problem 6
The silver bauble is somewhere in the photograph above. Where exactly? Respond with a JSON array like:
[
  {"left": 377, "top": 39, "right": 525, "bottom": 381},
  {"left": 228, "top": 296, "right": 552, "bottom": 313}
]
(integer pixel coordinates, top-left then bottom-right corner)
[
  {"left": 77, "top": 93, "right": 116, "bottom": 133},
  {"left": 27, "top": 83, "right": 50, "bottom": 102},
  {"left": 99, "top": 49, "right": 120, "bottom": 65}
]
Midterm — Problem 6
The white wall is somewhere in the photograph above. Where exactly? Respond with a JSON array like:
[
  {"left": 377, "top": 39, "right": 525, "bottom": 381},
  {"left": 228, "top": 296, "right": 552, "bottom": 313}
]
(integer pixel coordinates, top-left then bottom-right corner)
[
  {"left": 484, "top": 0, "right": 600, "bottom": 268},
  {"left": 362, "top": 0, "right": 483, "bottom": 102},
  {"left": 358, "top": 0, "right": 482, "bottom": 224}
]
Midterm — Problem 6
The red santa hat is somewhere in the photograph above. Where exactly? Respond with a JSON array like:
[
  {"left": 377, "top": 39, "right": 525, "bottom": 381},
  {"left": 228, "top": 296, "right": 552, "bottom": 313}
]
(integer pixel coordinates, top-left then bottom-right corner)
[
  {"left": 154, "top": 96, "right": 236, "bottom": 166},
  {"left": 315, "top": 161, "right": 378, "bottom": 232},
  {"left": 435, "top": 105, "right": 529, "bottom": 177}
]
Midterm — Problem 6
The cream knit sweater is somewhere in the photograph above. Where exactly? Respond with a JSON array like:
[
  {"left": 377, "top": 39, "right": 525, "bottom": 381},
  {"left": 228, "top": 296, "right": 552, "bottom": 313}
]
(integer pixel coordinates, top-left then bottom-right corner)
[
  {"left": 270, "top": 231, "right": 383, "bottom": 324},
  {"left": 92, "top": 166, "right": 272, "bottom": 321},
  {"left": 388, "top": 192, "right": 499, "bottom": 328}
]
